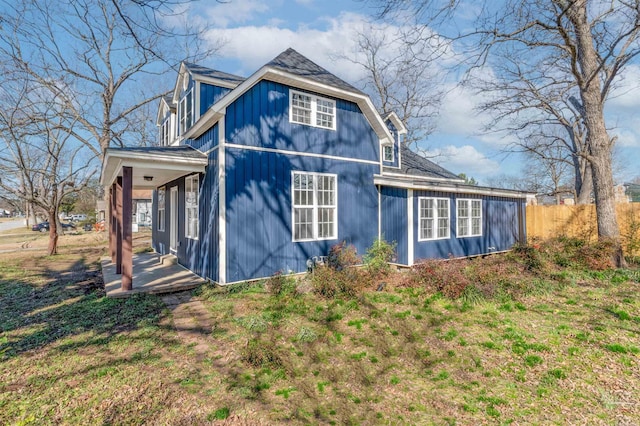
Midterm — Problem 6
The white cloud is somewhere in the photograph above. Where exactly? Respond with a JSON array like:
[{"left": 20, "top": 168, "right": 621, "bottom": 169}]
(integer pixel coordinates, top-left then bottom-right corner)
[
  {"left": 203, "top": 0, "right": 272, "bottom": 28},
  {"left": 423, "top": 145, "right": 501, "bottom": 179},
  {"left": 203, "top": 12, "right": 381, "bottom": 80}
]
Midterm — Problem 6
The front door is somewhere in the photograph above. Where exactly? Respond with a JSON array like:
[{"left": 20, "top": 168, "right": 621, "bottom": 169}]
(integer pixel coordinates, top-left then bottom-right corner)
[{"left": 170, "top": 186, "right": 178, "bottom": 254}]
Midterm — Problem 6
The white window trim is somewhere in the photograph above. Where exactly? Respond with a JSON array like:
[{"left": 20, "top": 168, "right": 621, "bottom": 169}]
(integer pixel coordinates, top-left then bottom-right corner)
[
  {"left": 157, "top": 187, "right": 165, "bottom": 232},
  {"left": 456, "top": 198, "right": 482, "bottom": 238},
  {"left": 289, "top": 89, "right": 337, "bottom": 131},
  {"left": 180, "top": 89, "right": 193, "bottom": 135},
  {"left": 291, "top": 171, "right": 338, "bottom": 242},
  {"left": 383, "top": 144, "right": 394, "bottom": 162},
  {"left": 417, "top": 197, "right": 450, "bottom": 241},
  {"left": 185, "top": 175, "right": 199, "bottom": 240}
]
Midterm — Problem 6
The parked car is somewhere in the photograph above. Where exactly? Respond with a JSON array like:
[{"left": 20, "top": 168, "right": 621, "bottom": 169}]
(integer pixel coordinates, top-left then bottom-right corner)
[{"left": 31, "top": 222, "right": 76, "bottom": 232}]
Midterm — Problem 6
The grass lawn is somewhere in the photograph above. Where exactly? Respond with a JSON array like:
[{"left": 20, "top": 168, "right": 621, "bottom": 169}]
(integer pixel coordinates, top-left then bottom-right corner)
[{"left": 1, "top": 232, "right": 639, "bottom": 424}]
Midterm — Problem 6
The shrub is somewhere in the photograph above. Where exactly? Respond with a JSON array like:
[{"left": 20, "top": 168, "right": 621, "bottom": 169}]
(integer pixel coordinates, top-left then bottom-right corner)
[
  {"left": 363, "top": 238, "right": 396, "bottom": 276},
  {"left": 310, "top": 265, "right": 366, "bottom": 298},
  {"left": 265, "top": 271, "right": 297, "bottom": 296},
  {"left": 412, "top": 258, "right": 471, "bottom": 299},
  {"left": 327, "top": 241, "right": 360, "bottom": 270}
]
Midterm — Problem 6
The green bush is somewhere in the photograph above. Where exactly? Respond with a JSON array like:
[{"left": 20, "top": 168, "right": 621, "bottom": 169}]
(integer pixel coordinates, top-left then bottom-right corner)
[{"left": 363, "top": 238, "right": 396, "bottom": 276}]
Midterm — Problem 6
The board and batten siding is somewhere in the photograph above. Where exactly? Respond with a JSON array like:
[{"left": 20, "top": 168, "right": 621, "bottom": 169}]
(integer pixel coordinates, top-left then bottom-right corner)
[
  {"left": 379, "top": 186, "right": 409, "bottom": 265},
  {"left": 200, "top": 83, "right": 232, "bottom": 116},
  {"left": 152, "top": 128, "right": 220, "bottom": 281},
  {"left": 224, "top": 80, "right": 379, "bottom": 162},
  {"left": 410, "top": 191, "right": 525, "bottom": 262},
  {"left": 224, "top": 147, "right": 379, "bottom": 283}
]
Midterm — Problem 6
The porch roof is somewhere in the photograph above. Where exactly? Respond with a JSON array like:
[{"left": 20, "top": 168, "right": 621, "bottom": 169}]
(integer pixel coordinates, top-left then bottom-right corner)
[{"left": 100, "top": 146, "right": 208, "bottom": 189}]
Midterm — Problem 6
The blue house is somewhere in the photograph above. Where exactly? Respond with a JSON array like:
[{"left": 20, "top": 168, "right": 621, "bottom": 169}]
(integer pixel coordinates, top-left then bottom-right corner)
[{"left": 101, "top": 48, "right": 528, "bottom": 287}]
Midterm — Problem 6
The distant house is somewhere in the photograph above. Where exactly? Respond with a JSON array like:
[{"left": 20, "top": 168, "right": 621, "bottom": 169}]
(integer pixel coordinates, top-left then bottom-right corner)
[{"left": 101, "top": 48, "right": 528, "bottom": 286}]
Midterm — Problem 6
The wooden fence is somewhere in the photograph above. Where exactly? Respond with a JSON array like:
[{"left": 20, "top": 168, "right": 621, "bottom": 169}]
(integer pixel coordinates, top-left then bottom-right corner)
[{"left": 526, "top": 203, "right": 640, "bottom": 255}]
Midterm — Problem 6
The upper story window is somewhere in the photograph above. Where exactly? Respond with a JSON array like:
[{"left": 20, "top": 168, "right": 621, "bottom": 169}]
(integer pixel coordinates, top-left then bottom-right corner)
[
  {"left": 292, "top": 171, "right": 337, "bottom": 241},
  {"left": 290, "top": 90, "right": 336, "bottom": 130},
  {"left": 418, "top": 197, "right": 450, "bottom": 241},
  {"left": 383, "top": 145, "right": 394, "bottom": 162},
  {"left": 160, "top": 118, "right": 170, "bottom": 146},
  {"left": 457, "top": 199, "right": 482, "bottom": 238},
  {"left": 180, "top": 89, "right": 193, "bottom": 135}
]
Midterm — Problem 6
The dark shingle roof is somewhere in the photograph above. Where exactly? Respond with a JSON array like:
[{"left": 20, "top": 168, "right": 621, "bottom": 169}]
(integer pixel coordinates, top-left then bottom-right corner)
[
  {"left": 183, "top": 62, "right": 245, "bottom": 85},
  {"left": 384, "top": 145, "right": 462, "bottom": 181},
  {"left": 108, "top": 145, "right": 206, "bottom": 160},
  {"left": 265, "top": 48, "right": 363, "bottom": 94}
]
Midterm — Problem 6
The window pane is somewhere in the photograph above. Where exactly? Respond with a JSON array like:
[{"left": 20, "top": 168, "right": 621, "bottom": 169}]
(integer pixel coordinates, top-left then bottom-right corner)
[
  {"left": 458, "top": 217, "right": 469, "bottom": 236},
  {"left": 292, "top": 93, "right": 312, "bottom": 125},
  {"left": 472, "top": 218, "right": 481, "bottom": 235},
  {"left": 294, "top": 207, "right": 313, "bottom": 240}
]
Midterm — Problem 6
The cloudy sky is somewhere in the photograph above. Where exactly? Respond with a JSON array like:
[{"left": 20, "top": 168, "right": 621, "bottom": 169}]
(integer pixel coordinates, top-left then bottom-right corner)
[{"left": 179, "top": 0, "right": 640, "bottom": 184}]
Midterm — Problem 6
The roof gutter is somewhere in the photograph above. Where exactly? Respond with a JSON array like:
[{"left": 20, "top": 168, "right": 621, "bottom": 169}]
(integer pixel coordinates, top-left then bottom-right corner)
[{"left": 373, "top": 174, "right": 533, "bottom": 198}]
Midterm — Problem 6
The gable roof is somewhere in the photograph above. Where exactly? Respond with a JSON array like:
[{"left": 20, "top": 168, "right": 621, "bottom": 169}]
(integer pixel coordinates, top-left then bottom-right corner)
[
  {"left": 183, "top": 48, "right": 394, "bottom": 144},
  {"left": 156, "top": 94, "right": 175, "bottom": 125},
  {"left": 183, "top": 62, "right": 245, "bottom": 86},
  {"left": 384, "top": 145, "right": 463, "bottom": 181},
  {"left": 265, "top": 48, "right": 363, "bottom": 95},
  {"left": 172, "top": 62, "right": 245, "bottom": 104}
]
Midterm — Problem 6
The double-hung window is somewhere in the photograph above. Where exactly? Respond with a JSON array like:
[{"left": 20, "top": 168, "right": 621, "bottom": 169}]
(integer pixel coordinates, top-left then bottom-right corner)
[
  {"left": 290, "top": 90, "right": 336, "bottom": 130},
  {"left": 418, "top": 197, "right": 450, "bottom": 241},
  {"left": 185, "top": 175, "right": 199, "bottom": 239},
  {"left": 160, "top": 119, "right": 170, "bottom": 146},
  {"left": 292, "top": 172, "right": 337, "bottom": 241},
  {"left": 179, "top": 89, "right": 193, "bottom": 135},
  {"left": 383, "top": 145, "right": 394, "bottom": 162},
  {"left": 457, "top": 199, "right": 482, "bottom": 237},
  {"left": 157, "top": 187, "right": 165, "bottom": 232}
]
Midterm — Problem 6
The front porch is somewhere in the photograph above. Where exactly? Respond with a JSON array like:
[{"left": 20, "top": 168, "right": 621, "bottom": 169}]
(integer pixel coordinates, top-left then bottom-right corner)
[
  {"left": 102, "top": 252, "right": 205, "bottom": 298},
  {"left": 100, "top": 146, "right": 208, "bottom": 293}
]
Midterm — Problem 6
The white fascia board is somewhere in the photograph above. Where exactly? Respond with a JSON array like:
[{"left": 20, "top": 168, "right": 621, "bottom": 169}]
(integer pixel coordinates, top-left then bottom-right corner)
[
  {"left": 373, "top": 175, "right": 531, "bottom": 198},
  {"left": 172, "top": 63, "right": 189, "bottom": 104},
  {"left": 183, "top": 66, "right": 394, "bottom": 145},
  {"left": 384, "top": 111, "right": 408, "bottom": 135},
  {"left": 155, "top": 98, "right": 166, "bottom": 126},
  {"left": 382, "top": 171, "right": 465, "bottom": 183},
  {"left": 193, "top": 74, "right": 241, "bottom": 89},
  {"left": 100, "top": 149, "right": 207, "bottom": 186}
]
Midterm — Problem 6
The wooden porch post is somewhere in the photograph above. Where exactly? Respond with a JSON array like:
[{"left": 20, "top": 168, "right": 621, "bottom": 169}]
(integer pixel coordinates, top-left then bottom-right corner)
[
  {"left": 116, "top": 176, "right": 123, "bottom": 275},
  {"left": 110, "top": 185, "right": 116, "bottom": 263},
  {"left": 122, "top": 166, "right": 133, "bottom": 291}
]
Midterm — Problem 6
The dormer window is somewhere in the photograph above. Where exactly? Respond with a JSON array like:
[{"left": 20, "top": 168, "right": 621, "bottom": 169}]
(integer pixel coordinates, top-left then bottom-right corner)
[
  {"left": 160, "top": 119, "right": 170, "bottom": 146},
  {"left": 383, "top": 145, "right": 394, "bottom": 162},
  {"left": 180, "top": 89, "right": 193, "bottom": 134},
  {"left": 290, "top": 90, "right": 336, "bottom": 130}
]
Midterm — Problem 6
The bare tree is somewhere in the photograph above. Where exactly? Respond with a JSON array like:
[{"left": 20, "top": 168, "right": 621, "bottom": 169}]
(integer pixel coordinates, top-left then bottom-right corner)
[
  {"left": 0, "top": 79, "right": 96, "bottom": 255},
  {"left": 475, "top": 54, "right": 594, "bottom": 204},
  {"left": 372, "top": 0, "right": 640, "bottom": 266},
  {"left": 0, "top": 0, "right": 219, "bottom": 157},
  {"left": 337, "top": 25, "right": 446, "bottom": 148}
]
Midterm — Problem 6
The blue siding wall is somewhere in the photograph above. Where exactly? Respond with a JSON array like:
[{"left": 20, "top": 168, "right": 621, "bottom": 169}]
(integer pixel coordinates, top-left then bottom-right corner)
[
  {"left": 411, "top": 191, "right": 524, "bottom": 262},
  {"left": 200, "top": 83, "right": 231, "bottom": 115},
  {"left": 225, "top": 147, "right": 379, "bottom": 283},
  {"left": 225, "top": 80, "right": 379, "bottom": 162},
  {"left": 151, "top": 144, "right": 219, "bottom": 281},
  {"left": 187, "top": 123, "right": 219, "bottom": 152},
  {"left": 380, "top": 186, "right": 408, "bottom": 264}
]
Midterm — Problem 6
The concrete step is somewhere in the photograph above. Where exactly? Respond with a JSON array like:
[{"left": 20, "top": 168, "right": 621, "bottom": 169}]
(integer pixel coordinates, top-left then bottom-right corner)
[{"left": 159, "top": 254, "right": 178, "bottom": 266}]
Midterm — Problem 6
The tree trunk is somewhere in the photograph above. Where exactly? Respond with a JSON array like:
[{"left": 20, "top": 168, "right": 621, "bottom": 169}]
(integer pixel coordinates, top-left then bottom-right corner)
[
  {"left": 47, "top": 210, "right": 59, "bottom": 256},
  {"left": 575, "top": 158, "right": 593, "bottom": 205},
  {"left": 568, "top": 1, "right": 626, "bottom": 267}
]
